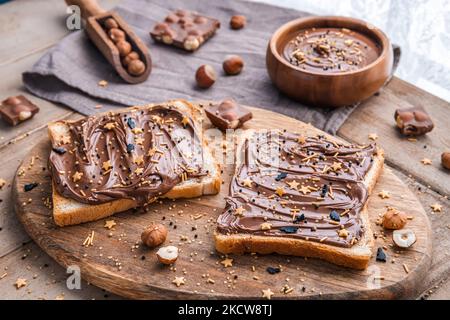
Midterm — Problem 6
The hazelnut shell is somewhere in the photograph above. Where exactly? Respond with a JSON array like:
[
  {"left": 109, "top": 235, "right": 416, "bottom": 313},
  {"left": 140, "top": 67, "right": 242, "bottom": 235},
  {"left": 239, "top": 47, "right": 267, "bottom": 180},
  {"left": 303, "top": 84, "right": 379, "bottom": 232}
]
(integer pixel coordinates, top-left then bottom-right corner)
[
  {"left": 127, "top": 60, "right": 146, "bottom": 76},
  {"left": 441, "top": 152, "right": 450, "bottom": 170},
  {"left": 195, "top": 65, "right": 216, "bottom": 89},
  {"left": 156, "top": 246, "right": 179, "bottom": 265},
  {"left": 223, "top": 55, "right": 244, "bottom": 75},
  {"left": 230, "top": 15, "right": 246, "bottom": 30},
  {"left": 393, "top": 229, "right": 417, "bottom": 248}
]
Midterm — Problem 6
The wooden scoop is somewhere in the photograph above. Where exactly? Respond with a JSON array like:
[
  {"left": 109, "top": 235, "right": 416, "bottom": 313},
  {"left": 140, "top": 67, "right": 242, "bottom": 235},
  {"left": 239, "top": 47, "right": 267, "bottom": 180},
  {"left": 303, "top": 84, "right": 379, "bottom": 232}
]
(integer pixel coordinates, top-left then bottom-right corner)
[{"left": 65, "top": 0, "right": 152, "bottom": 84}]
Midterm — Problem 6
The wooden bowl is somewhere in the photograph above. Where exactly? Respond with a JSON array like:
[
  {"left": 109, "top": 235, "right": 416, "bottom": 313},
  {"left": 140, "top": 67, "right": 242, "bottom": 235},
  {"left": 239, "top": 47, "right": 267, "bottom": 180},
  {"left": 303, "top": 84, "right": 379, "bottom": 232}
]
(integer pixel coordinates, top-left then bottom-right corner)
[{"left": 266, "top": 16, "right": 394, "bottom": 107}]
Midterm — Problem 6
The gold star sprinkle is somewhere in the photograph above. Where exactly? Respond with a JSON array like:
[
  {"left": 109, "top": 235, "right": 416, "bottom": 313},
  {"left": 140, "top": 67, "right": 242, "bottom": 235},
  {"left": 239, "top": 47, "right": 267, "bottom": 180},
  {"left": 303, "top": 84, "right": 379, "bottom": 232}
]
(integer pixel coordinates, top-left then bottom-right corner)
[
  {"left": 431, "top": 203, "right": 442, "bottom": 212},
  {"left": 104, "top": 122, "right": 115, "bottom": 130},
  {"left": 299, "top": 185, "right": 311, "bottom": 195},
  {"left": 287, "top": 180, "right": 300, "bottom": 190},
  {"left": 134, "top": 167, "right": 144, "bottom": 175},
  {"left": 134, "top": 155, "right": 144, "bottom": 165},
  {"left": 72, "top": 171, "right": 83, "bottom": 182},
  {"left": 296, "top": 136, "right": 306, "bottom": 144},
  {"left": 338, "top": 229, "right": 349, "bottom": 238},
  {"left": 102, "top": 160, "right": 112, "bottom": 171},
  {"left": 262, "top": 288, "right": 274, "bottom": 300},
  {"left": 220, "top": 258, "right": 233, "bottom": 268},
  {"left": 421, "top": 158, "right": 432, "bottom": 165},
  {"left": 15, "top": 278, "right": 27, "bottom": 289},
  {"left": 260, "top": 222, "right": 272, "bottom": 231},
  {"left": 98, "top": 80, "right": 108, "bottom": 87},
  {"left": 131, "top": 127, "right": 144, "bottom": 134},
  {"left": 331, "top": 162, "right": 342, "bottom": 171},
  {"left": 172, "top": 276, "right": 186, "bottom": 287},
  {"left": 60, "top": 135, "right": 71, "bottom": 145},
  {"left": 135, "top": 137, "right": 145, "bottom": 145},
  {"left": 378, "top": 190, "right": 390, "bottom": 199},
  {"left": 181, "top": 116, "right": 190, "bottom": 127},
  {"left": 104, "top": 220, "right": 116, "bottom": 229},
  {"left": 275, "top": 187, "right": 285, "bottom": 197},
  {"left": 242, "top": 178, "right": 253, "bottom": 188},
  {"left": 234, "top": 207, "right": 245, "bottom": 216},
  {"left": 368, "top": 133, "right": 378, "bottom": 141}
]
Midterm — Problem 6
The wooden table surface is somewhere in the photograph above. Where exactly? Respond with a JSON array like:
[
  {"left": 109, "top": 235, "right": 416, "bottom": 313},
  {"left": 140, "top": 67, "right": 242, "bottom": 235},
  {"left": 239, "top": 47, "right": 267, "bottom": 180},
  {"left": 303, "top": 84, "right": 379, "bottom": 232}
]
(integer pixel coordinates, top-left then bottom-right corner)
[{"left": 0, "top": 0, "right": 448, "bottom": 300}]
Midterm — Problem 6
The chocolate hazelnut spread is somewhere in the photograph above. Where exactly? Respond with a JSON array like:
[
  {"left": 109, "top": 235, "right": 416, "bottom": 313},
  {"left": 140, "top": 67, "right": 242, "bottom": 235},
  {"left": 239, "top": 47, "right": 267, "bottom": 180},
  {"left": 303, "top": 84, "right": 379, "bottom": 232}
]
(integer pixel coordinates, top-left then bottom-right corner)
[
  {"left": 217, "top": 131, "right": 378, "bottom": 248},
  {"left": 284, "top": 27, "right": 381, "bottom": 73},
  {"left": 49, "top": 105, "right": 207, "bottom": 205}
]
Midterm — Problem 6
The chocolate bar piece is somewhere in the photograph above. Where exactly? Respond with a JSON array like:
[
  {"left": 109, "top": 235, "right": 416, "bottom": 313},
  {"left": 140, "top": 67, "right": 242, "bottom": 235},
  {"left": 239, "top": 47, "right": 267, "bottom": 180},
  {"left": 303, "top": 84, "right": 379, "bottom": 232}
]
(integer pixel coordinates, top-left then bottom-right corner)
[
  {"left": 0, "top": 95, "right": 39, "bottom": 126},
  {"left": 150, "top": 10, "right": 220, "bottom": 52},
  {"left": 205, "top": 99, "right": 252, "bottom": 131},
  {"left": 394, "top": 106, "right": 433, "bottom": 136}
]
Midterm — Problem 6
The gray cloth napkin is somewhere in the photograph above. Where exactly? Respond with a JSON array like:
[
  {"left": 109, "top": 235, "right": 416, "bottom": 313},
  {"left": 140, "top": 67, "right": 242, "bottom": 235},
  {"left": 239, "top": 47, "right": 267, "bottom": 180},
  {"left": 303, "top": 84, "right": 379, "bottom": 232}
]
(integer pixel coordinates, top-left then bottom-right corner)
[{"left": 22, "top": 0, "right": 400, "bottom": 134}]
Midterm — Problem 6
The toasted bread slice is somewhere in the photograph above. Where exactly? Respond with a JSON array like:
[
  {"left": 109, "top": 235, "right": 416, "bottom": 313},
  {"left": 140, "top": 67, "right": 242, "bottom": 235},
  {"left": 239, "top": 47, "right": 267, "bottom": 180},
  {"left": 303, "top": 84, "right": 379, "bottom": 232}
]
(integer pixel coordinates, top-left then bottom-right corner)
[
  {"left": 215, "top": 130, "right": 384, "bottom": 270},
  {"left": 50, "top": 100, "right": 221, "bottom": 227}
]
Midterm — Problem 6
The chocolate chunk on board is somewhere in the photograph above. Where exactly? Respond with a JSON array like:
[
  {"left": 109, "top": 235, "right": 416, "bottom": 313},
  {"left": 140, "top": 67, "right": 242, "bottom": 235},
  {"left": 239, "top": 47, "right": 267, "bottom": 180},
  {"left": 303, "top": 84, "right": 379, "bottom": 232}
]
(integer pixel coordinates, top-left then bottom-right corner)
[
  {"left": 0, "top": 95, "right": 39, "bottom": 126},
  {"left": 394, "top": 106, "right": 434, "bottom": 136},
  {"left": 150, "top": 10, "right": 220, "bottom": 52},
  {"left": 205, "top": 99, "right": 252, "bottom": 131}
]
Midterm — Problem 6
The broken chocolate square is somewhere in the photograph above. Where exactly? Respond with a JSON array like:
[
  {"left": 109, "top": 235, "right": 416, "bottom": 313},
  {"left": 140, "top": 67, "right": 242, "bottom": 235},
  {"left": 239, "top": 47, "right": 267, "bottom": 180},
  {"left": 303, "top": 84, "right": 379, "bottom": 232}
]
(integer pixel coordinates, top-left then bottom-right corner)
[
  {"left": 0, "top": 95, "right": 39, "bottom": 126},
  {"left": 205, "top": 99, "right": 252, "bottom": 131},
  {"left": 150, "top": 10, "right": 220, "bottom": 52},
  {"left": 394, "top": 106, "right": 434, "bottom": 136}
]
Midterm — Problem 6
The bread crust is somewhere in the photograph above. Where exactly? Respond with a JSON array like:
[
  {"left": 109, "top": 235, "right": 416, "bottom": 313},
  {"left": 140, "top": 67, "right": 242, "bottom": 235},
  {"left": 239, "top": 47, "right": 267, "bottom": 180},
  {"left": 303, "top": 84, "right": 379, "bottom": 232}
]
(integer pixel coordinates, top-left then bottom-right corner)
[
  {"left": 214, "top": 131, "right": 384, "bottom": 270},
  {"left": 50, "top": 100, "right": 221, "bottom": 227}
]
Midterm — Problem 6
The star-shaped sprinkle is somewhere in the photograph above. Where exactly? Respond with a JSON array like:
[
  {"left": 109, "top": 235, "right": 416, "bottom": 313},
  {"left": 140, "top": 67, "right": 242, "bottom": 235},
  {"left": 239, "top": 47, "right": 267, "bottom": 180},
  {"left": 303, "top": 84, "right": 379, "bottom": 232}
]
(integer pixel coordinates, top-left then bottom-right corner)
[
  {"left": 181, "top": 116, "right": 190, "bottom": 127},
  {"left": 378, "top": 190, "right": 390, "bottom": 199},
  {"left": 296, "top": 136, "right": 306, "bottom": 144},
  {"left": 262, "top": 288, "right": 274, "bottom": 300},
  {"left": 275, "top": 187, "right": 285, "bottom": 197},
  {"left": 15, "top": 278, "right": 27, "bottom": 289},
  {"left": 421, "top": 158, "right": 432, "bottom": 165},
  {"left": 102, "top": 160, "right": 112, "bottom": 171},
  {"left": 172, "top": 276, "right": 186, "bottom": 287},
  {"left": 72, "top": 171, "right": 83, "bottom": 182},
  {"left": 134, "top": 167, "right": 144, "bottom": 175},
  {"left": 299, "top": 185, "right": 311, "bottom": 195},
  {"left": 220, "top": 258, "right": 233, "bottom": 268},
  {"left": 368, "top": 133, "right": 378, "bottom": 141},
  {"left": 431, "top": 203, "right": 442, "bottom": 212},
  {"left": 147, "top": 147, "right": 157, "bottom": 157},
  {"left": 260, "top": 222, "right": 272, "bottom": 231},
  {"left": 104, "top": 122, "right": 115, "bottom": 130},
  {"left": 134, "top": 155, "right": 144, "bottom": 165},
  {"left": 60, "top": 135, "right": 71, "bottom": 145},
  {"left": 104, "top": 220, "right": 116, "bottom": 229},
  {"left": 131, "top": 127, "right": 144, "bottom": 134},
  {"left": 234, "top": 207, "right": 245, "bottom": 216},
  {"left": 287, "top": 180, "right": 300, "bottom": 190},
  {"left": 331, "top": 162, "right": 342, "bottom": 171},
  {"left": 135, "top": 137, "right": 145, "bottom": 145},
  {"left": 338, "top": 229, "right": 349, "bottom": 238},
  {"left": 242, "top": 178, "right": 253, "bottom": 188}
]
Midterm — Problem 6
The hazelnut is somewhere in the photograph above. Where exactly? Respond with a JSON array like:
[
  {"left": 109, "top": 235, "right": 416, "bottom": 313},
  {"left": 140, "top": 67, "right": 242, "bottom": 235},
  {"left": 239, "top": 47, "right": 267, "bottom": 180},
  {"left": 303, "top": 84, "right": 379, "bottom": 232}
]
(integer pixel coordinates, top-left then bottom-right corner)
[
  {"left": 127, "top": 59, "right": 146, "bottom": 76},
  {"left": 5, "top": 97, "right": 22, "bottom": 105},
  {"left": 414, "top": 110, "right": 429, "bottom": 122},
  {"left": 141, "top": 223, "right": 167, "bottom": 248},
  {"left": 156, "top": 245, "right": 179, "bottom": 265},
  {"left": 195, "top": 65, "right": 216, "bottom": 89},
  {"left": 184, "top": 35, "right": 200, "bottom": 51},
  {"left": 116, "top": 40, "right": 132, "bottom": 57},
  {"left": 165, "top": 13, "right": 179, "bottom": 23},
  {"left": 230, "top": 15, "right": 246, "bottom": 30},
  {"left": 104, "top": 18, "right": 118, "bottom": 30},
  {"left": 218, "top": 99, "right": 237, "bottom": 112},
  {"left": 122, "top": 51, "right": 139, "bottom": 67},
  {"left": 108, "top": 28, "right": 126, "bottom": 43},
  {"left": 382, "top": 208, "right": 407, "bottom": 230},
  {"left": 393, "top": 229, "right": 417, "bottom": 248},
  {"left": 442, "top": 152, "right": 450, "bottom": 170},
  {"left": 19, "top": 111, "right": 32, "bottom": 121},
  {"left": 223, "top": 55, "right": 244, "bottom": 75}
]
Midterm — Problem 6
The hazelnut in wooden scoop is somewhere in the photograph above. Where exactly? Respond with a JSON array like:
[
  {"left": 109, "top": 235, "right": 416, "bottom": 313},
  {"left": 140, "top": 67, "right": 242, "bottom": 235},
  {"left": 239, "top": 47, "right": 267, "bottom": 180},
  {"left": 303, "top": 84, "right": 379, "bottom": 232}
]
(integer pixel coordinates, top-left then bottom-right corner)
[
  {"left": 195, "top": 65, "right": 216, "bottom": 89},
  {"left": 230, "top": 15, "right": 246, "bottom": 30},
  {"left": 108, "top": 28, "right": 126, "bottom": 43},
  {"left": 104, "top": 18, "right": 119, "bottom": 30},
  {"left": 127, "top": 60, "right": 146, "bottom": 76},
  {"left": 442, "top": 152, "right": 450, "bottom": 170},
  {"left": 122, "top": 51, "right": 139, "bottom": 67},
  {"left": 223, "top": 55, "right": 244, "bottom": 75},
  {"left": 156, "top": 245, "right": 179, "bottom": 265},
  {"left": 382, "top": 208, "right": 408, "bottom": 230},
  {"left": 116, "top": 40, "right": 132, "bottom": 57},
  {"left": 141, "top": 224, "right": 167, "bottom": 248}
]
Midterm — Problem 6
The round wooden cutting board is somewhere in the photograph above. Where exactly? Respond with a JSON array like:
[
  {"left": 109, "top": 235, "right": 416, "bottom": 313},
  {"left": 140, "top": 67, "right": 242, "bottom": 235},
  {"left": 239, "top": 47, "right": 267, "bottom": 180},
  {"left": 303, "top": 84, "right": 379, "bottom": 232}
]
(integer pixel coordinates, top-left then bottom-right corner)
[{"left": 13, "top": 107, "right": 432, "bottom": 299}]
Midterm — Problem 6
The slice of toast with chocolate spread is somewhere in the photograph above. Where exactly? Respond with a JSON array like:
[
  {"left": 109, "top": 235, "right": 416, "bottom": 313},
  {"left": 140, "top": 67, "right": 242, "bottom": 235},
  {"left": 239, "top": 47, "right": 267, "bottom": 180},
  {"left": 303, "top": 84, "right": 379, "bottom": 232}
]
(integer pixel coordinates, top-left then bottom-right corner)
[
  {"left": 48, "top": 100, "right": 221, "bottom": 227},
  {"left": 214, "top": 129, "right": 384, "bottom": 270}
]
